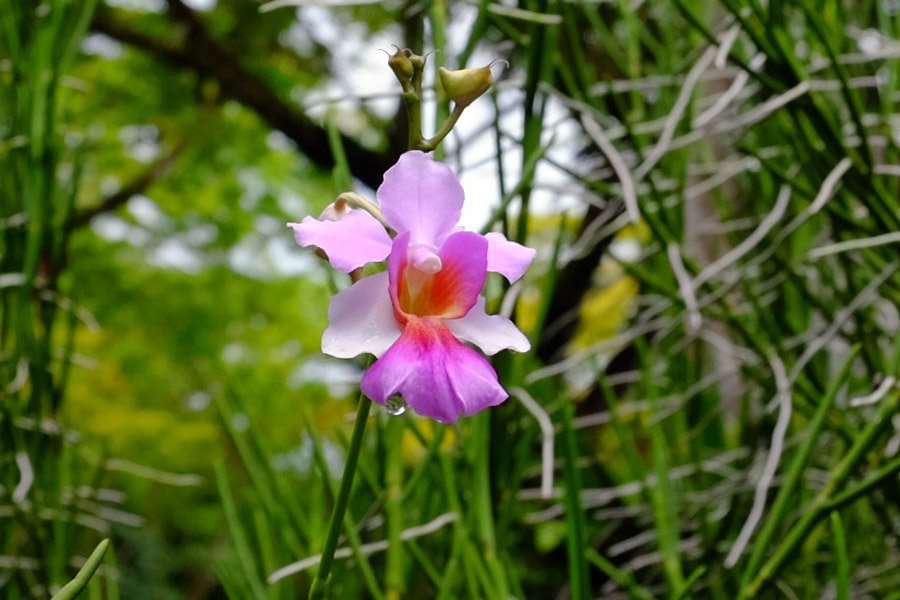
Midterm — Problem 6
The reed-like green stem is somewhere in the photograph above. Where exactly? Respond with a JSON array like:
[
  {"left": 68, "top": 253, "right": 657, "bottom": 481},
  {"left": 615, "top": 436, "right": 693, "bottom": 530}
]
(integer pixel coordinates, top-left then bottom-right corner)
[
  {"left": 561, "top": 403, "right": 591, "bottom": 600},
  {"left": 830, "top": 513, "right": 850, "bottom": 600},
  {"left": 50, "top": 539, "right": 109, "bottom": 600},
  {"left": 384, "top": 417, "right": 405, "bottom": 600},
  {"left": 417, "top": 104, "right": 465, "bottom": 152},
  {"left": 744, "top": 390, "right": 900, "bottom": 597},
  {"left": 308, "top": 396, "right": 372, "bottom": 600},
  {"left": 472, "top": 413, "right": 508, "bottom": 599},
  {"left": 740, "top": 346, "right": 860, "bottom": 584}
]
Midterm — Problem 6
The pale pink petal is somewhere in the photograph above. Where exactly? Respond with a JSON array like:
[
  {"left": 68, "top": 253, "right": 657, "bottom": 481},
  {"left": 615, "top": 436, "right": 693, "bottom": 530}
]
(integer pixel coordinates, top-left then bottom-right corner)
[
  {"left": 377, "top": 151, "right": 463, "bottom": 266},
  {"left": 360, "top": 318, "right": 507, "bottom": 423},
  {"left": 288, "top": 209, "right": 391, "bottom": 272},
  {"left": 446, "top": 297, "right": 530, "bottom": 356},
  {"left": 389, "top": 231, "right": 488, "bottom": 320},
  {"left": 484, "top": 231, "right": 536, "bottom": 283},
  {"left": 322, "top": 272, "right": 402, "bottom": 359}
]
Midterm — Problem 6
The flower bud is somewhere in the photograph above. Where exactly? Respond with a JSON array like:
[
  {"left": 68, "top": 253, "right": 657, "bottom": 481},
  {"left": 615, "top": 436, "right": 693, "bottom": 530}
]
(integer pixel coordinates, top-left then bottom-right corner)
[
  {"left": 439, "top": 64, "right": 494, "bottom": 108},
  {"left": 388, "top": 48, "right": 415, "bottom": 84},
  {"left": 319, "top": 200, "right": 349, "bottom": 222}
]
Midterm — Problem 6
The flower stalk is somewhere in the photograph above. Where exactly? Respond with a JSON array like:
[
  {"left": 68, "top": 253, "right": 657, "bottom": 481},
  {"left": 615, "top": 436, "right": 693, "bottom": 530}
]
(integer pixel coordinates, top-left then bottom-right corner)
[
  {"left": 332, "top": 191, "right": 389, "bottom": 228},
  {"left": 307, "top": 395, "right": 372, "bottom": 600},
  {"left": 384, "top": 417, "right": 405, "bottom": 600}
]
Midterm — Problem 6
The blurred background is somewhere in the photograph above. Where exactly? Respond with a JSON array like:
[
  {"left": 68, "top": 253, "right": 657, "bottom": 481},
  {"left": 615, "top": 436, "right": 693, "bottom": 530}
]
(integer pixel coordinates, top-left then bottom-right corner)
[{"left": 2, "top": 0, "right": 900, "bottom": 598}]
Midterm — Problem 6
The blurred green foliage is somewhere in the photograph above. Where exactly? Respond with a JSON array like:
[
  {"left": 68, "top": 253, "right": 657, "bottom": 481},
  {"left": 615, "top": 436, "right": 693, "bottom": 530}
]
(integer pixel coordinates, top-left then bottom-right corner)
[{"left": 3, "top": 0, "right": 900, "bottom": 598}]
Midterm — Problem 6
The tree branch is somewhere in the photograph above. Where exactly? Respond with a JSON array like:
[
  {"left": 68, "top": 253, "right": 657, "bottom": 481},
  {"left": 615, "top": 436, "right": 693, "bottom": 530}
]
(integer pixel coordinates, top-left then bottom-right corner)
[
  {"left": 91, "top": 3, "right": 397, "bottom": 190},
  {"left": 68, "top": 143, "right": 185, "bottom": 231}
]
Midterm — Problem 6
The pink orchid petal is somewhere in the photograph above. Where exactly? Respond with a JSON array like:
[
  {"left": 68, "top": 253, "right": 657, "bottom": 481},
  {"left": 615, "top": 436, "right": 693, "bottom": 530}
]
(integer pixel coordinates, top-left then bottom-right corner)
[
  {"left": 389, "top": 231, "right": 488, "bottom": 320},
  {"left": 446, "top": 297, "right": 530, "bottom": 356},
  {"left": 377, "top": 151, "right": 463, "bottom": 261},
  {"left": 434, "top": 231, "right": 488, "bottom": 316},
  {"left": 360, "top": 318, "right": 508, "bottom": 423},
  {"left": 484, "top": 231, "right": 536, "bottom": 283},
  {"left": 288, "top": 209, "right": 391, "bottom": 272},
  {"left": 322, "top": 272, "right": 402, "bottom": 359}
]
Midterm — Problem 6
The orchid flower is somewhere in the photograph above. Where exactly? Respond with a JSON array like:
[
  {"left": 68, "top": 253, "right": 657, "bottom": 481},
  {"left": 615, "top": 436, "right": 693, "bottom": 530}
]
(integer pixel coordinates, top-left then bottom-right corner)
[{"left": 289, "top": 151, "right": 536, "bottom": 423}]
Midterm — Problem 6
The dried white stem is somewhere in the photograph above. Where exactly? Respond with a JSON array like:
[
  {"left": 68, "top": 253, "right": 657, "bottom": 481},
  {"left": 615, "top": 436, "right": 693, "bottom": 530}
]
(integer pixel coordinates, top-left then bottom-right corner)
[
  {"left": 694, "top": 185, "right": 792, "bottom": 288},
  {"left": 714, "top": 25, "right": 741, "bottom": 68},
  {"left": 850, "top": 376, "right": 897, "bottom": 407},
  {"left": 105, "top": 459, "right": 202, "bottom": 487},
  {"left": 874, "top": 164, "right": 900, "bottom": 177},
  {"left": 808, "top": 231, "right": 900, "bottom": 260},
  {"left": 268, "top": 512, "right": 458, "bottom": 583},
  {"left": 525, "top": 317, "right": 674, "bottom": 383},
  {"left": 667, "top": 243, "right": 702, "bottom": 333},
  {"left": 511, "top": 388, "right": 556, "bottom": 499},
  {"left": 724, "top": 355, "right": 792, "bottom": 568},
  {"left": 789, "top": 262, "right": 897, "bottom": 382},
  {"left": 809, "top": 157, "right": 853, "bottom": 214},
  {"left": 13, "top": 452, "right": 33, "bottom": 504},
  {"left": 711, "top": 81, "right": 810, "bottom": 135},
  {"left": 635, "top": 47, "right": 717, "bottom": 182},
  {"left": 684, "top": 156, "right": 760, "bottom": 201},
  {"left": 580, "top": 112, "right": 640, "bottom": 224},
  {"left": 694, "top": 54, "right": 765, "bottom": 129}
]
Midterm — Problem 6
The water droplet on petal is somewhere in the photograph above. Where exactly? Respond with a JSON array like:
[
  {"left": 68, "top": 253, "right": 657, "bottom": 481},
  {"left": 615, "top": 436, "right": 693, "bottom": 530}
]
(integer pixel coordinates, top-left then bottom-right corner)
[{"left": 385, "top": 395, "right": 407, "bottom": 416}]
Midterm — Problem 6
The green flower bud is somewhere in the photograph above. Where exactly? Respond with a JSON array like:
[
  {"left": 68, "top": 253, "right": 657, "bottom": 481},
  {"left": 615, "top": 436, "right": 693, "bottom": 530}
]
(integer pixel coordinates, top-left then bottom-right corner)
[
  {"left": 439, "top": 64, "right": 494, "bottom": 108},
  {"left": 388, "top": 48, "right": 415, "bottom": 84}
]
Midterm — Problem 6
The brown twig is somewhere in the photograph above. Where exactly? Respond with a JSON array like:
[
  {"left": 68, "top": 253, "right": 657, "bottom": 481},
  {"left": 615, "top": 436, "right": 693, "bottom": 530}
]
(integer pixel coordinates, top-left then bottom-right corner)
[
  {"left": 91, "top": 2, "right": 397, "bottom": 190},
  {"left": 67, "top": 143, "right": 185, "bottom": 231}
]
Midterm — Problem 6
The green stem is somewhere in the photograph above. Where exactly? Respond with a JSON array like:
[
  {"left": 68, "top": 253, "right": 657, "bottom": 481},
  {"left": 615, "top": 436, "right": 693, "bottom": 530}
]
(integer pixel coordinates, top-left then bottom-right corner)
[
  {"left": 308, "top": 396, "right": 372, "bottom": 600},
  {"left": 740, "top": 347, "right": 859, "bottom": 586},
  {"left": 472, "top": 413, "right": 508, "bottom": 599},
  {"left": 405, "top": 91, "right": 423, "bottom": 152},
  {"left": 830, "top": 513, "right": 850, "bottom": 600},
  {"left": 561, "top": 404, "right": 591, "bottom": 600},
  {"left": 50, "top": 539, "right": 109, "bottom": 600},
  {"left": 417, "top": 104, "right": 466, "bottom": 152},
  {"left": 428, "top": 0, "right": 448, "bottom": 160},
  {"left": 744, "top": 390, "right": 899, "bottom": 597},
  {"left": 384, "top": 417, "right": 405, "bottom": 600},
  {"left": 404, "top": 53, "right": 427, "bottom": 150}
]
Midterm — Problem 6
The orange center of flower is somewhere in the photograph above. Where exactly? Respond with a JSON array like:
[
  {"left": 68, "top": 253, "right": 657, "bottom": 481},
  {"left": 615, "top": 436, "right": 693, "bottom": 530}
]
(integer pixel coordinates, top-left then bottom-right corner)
[{"left": 396, "top": 260, "right": 468, "bottom": 320}]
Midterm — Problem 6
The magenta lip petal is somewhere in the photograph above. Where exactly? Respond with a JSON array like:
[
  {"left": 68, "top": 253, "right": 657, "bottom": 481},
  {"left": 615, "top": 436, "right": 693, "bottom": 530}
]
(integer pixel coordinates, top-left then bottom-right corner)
[
  {"left": 484, "top": 231, "right": 537, "bottom": 283},
  {"left": 288, "top": 209, "right": 391, "bottom": 272},
  {"left": 360, "top": 319, "right": 508, "bottom": 423},
  {"left": 376, "top": 151, "right": 464, "bottom": 252}
]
